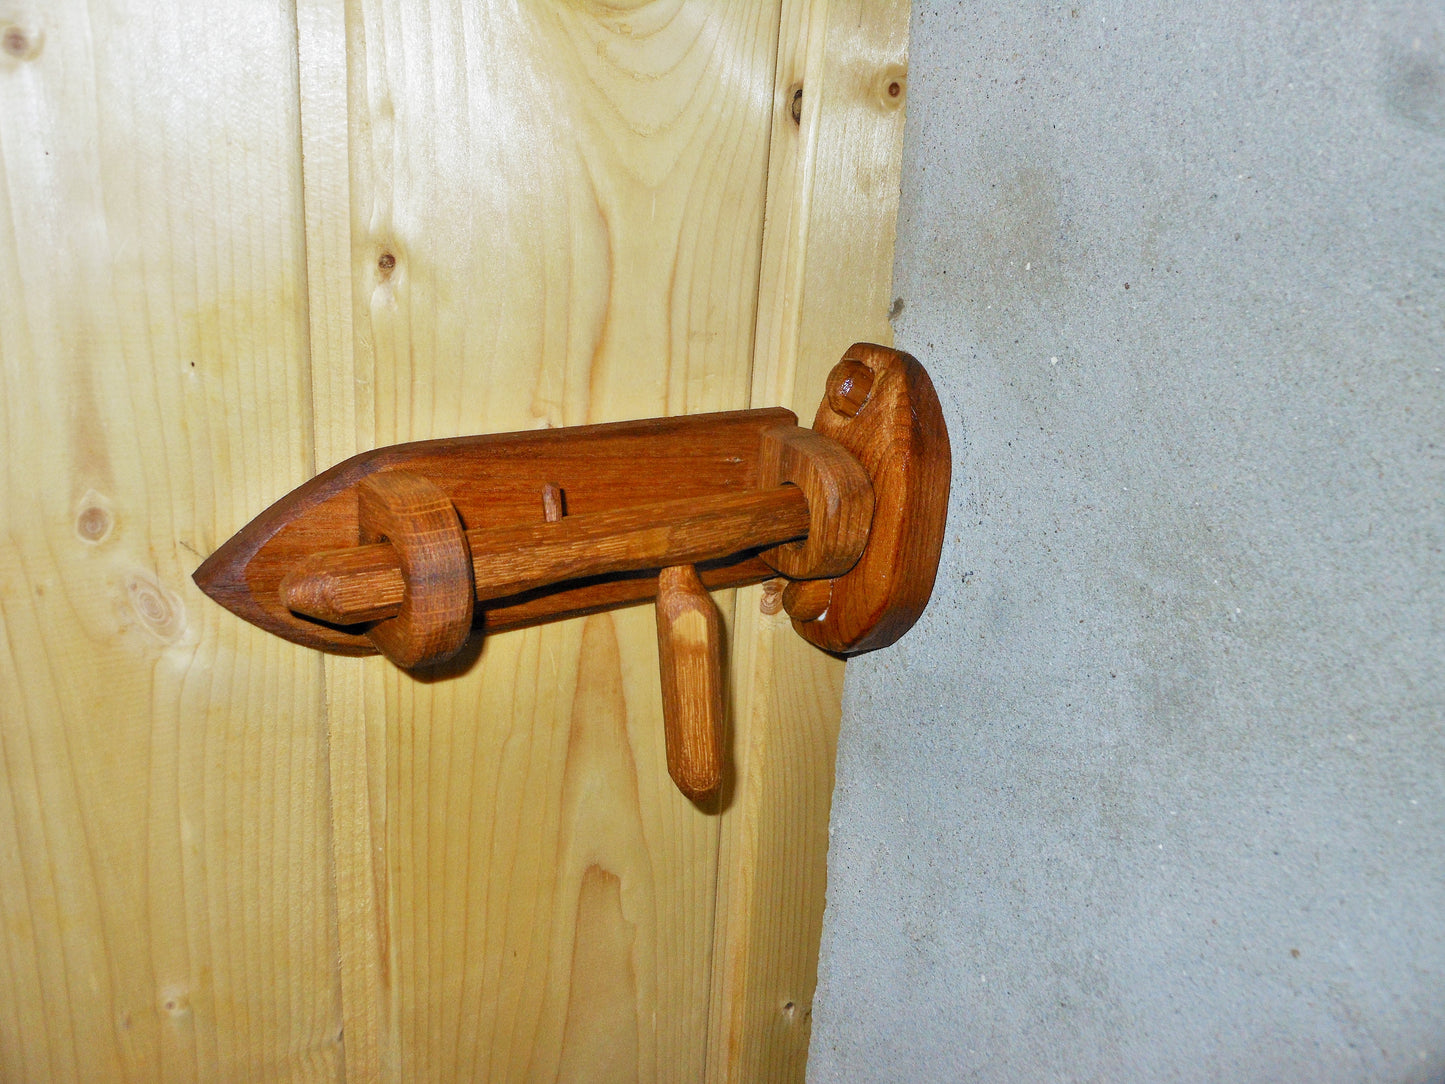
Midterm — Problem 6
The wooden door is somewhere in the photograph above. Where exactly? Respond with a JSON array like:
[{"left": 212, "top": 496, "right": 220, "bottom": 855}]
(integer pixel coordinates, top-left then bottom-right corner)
[{"left": 0, "top": 1, "right": 908, "bottom": 1080}]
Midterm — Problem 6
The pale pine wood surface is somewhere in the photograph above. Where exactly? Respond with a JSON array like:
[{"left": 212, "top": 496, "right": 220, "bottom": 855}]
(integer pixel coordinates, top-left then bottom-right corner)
[
  {"left": 0, "top": 0, "right": 909, "bottom": 1079},
  {"left": 0, "top": 1, "right": 341, "bottom": 1081},
  {"left": 295, "top": 3, "right": 390, "bottom": 1080},
  {"left": 320, "top": 3, "right": 786, "bottom": 1079},
  {"left": 709, "top": 0, "right": 913, "bottom": 1078}
]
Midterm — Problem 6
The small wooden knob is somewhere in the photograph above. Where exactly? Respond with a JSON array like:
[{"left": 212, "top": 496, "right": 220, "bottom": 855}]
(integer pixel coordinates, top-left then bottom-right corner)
[
  {"left": 655, "top": 564, "right": 724, "bottom": 801},
  {"left": 826, "top": 357, "right": 875, "bottom": 417},
  {"left": 782, "top": 578, "right": 832, "bottom": 622},
  {"left": 355, "top": 471, "right": 474, "bottom": 668}
]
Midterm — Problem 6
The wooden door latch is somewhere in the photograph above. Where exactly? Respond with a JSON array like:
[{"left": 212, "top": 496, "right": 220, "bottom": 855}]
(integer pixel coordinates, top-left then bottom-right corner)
[{"left": 195, "top": 343, "right": 950, "bottom": 801}]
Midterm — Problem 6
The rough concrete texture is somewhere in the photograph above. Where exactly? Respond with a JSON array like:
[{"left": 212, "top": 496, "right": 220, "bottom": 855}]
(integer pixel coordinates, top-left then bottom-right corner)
[{"left": 808, "top": 3, "right": 1445, "bottom": 1081}]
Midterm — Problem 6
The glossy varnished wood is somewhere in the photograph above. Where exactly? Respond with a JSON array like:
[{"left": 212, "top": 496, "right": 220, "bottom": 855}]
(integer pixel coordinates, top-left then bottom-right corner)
[
  {"left": 279, "top": 486, "right": 811, "bottom": 628},
  {"left": 195, "top": 409, "right": 797, "bottom": 654},
  {"left": 200, "top": 353, "right": 949, "bottom": 665},
  {"left": 201, "top": 347, "right": 949, "bottom": 850},
  {"left": 789, "top": 344, "right": 951, "bottom": 656},
  {"left": 759, "top": 424, "right": 875, "bottom": 581},
  {"left": 355, "top": 471, "right": 474, "bottom": 667}
]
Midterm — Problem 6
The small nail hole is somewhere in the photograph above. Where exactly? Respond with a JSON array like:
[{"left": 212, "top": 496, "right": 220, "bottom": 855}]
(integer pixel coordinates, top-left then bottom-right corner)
[{"left": 876, "top": 67, "right": 907, "bottom": 109}]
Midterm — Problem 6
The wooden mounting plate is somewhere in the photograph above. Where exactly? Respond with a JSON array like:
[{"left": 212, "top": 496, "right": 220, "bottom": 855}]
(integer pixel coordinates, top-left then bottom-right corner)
[
  {"left": 194, "top": 408, "right": 797, "bottom": 655},
  {"left": 788, "top": 343, "right": 951, "bottom": 656}
]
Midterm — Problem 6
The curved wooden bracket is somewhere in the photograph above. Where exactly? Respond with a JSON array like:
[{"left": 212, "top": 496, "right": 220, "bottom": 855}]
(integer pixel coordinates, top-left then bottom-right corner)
[
  {"left": 352, "top": 471, "right": 474, "bottom": 668},
  {"left": 787, "top": 343, "right": 951, "bottom": 655},
  {"left": 194, "top": 344, "right": 950, "bottom": 800}
]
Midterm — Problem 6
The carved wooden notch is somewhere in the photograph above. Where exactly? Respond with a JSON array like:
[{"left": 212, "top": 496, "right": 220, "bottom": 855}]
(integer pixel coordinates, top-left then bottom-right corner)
[{"left": 195, "top": 343, "right": 950, "bottom": 801}]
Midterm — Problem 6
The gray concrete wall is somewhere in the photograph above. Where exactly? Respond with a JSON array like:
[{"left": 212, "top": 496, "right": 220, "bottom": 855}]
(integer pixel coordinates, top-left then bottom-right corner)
[{"left": 808, "top": 3, "right": 1445, "bottom": 1081}]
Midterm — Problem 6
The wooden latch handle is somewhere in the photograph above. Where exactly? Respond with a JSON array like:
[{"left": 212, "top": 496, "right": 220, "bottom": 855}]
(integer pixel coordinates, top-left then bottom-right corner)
[
  {"left": 277, "top": 431, "right": 863, "bottom": 802},
  {"left": 194, "top": 344, "right": 951, "bottom": 804},
  {"left": 656, "top": 565, "right": 724, "bottom": 800}
]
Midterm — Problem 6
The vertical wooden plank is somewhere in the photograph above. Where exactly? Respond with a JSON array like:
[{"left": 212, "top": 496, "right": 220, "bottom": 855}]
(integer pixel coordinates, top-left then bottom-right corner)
[
  {"left": 334, "top": 1, "right": 783, "bottom": 1078},
  {"left": 709, "top": 0, "right": 912, "bottom": 1079},
  {"left": 294, "top": 1, "right": 391, "bottom": 1081},
  {"left": 294, "top": 2, "right": 388, "bottom": 1080},
  {"left": 0, "top": 1, "right": 342, "bottom": 1081}
]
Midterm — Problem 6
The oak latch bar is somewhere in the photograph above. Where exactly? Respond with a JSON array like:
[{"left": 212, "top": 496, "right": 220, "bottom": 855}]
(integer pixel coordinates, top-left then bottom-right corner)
[{"left": 195, "top": 343, "right": 949, "bottom": 801}]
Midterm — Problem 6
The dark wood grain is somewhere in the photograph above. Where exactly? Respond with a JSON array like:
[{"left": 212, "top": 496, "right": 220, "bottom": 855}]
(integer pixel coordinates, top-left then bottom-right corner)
[{"left": 784, "top": 343, "right": 951, "bottom": 655}]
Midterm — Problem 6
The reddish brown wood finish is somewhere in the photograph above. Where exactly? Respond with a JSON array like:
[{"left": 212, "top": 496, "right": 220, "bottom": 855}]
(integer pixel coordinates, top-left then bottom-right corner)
[
  {"left": 655, "top": 564, "right": 724, "bottom": 802},
  {"left": 758, "top": 425, "right": 874, "bottom": 580},
  {"left": 354, "top": 471, "right": 474, "bottom": 668},
  {"left": 280, "top": 487, "right": 810, "bottom": 626},
  {"left": 780, "top": 577, "right": 832, "bottom": 622},
  {"left": 784, "top": 343, "right": 951, "bottom": 655},
  {"left": 824, "top": 357, "right": 875, "bottom": 417},
  {"left": 193, "top": 346, "right": 951, "bottom": 667},
  {"left": 193, "top": 409, "right": 799, "bottom": 655}
]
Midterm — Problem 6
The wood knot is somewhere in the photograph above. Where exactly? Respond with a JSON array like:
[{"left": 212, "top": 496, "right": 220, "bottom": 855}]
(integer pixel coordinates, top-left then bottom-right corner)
[
  {"left": 76, "top": 491, "right": 114, "bottom": 543},
  {"left": 126, "top": 573, "right": 186, "bottom": 643},
  {"left": 759, "top": 578, "right": 786, "bottom": 615},
  {"left": 876, "top": 64, "right": 907, "bottom": 111},
  {"left": 2, "top": 24, "right": 41, "bottom": 60}
]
